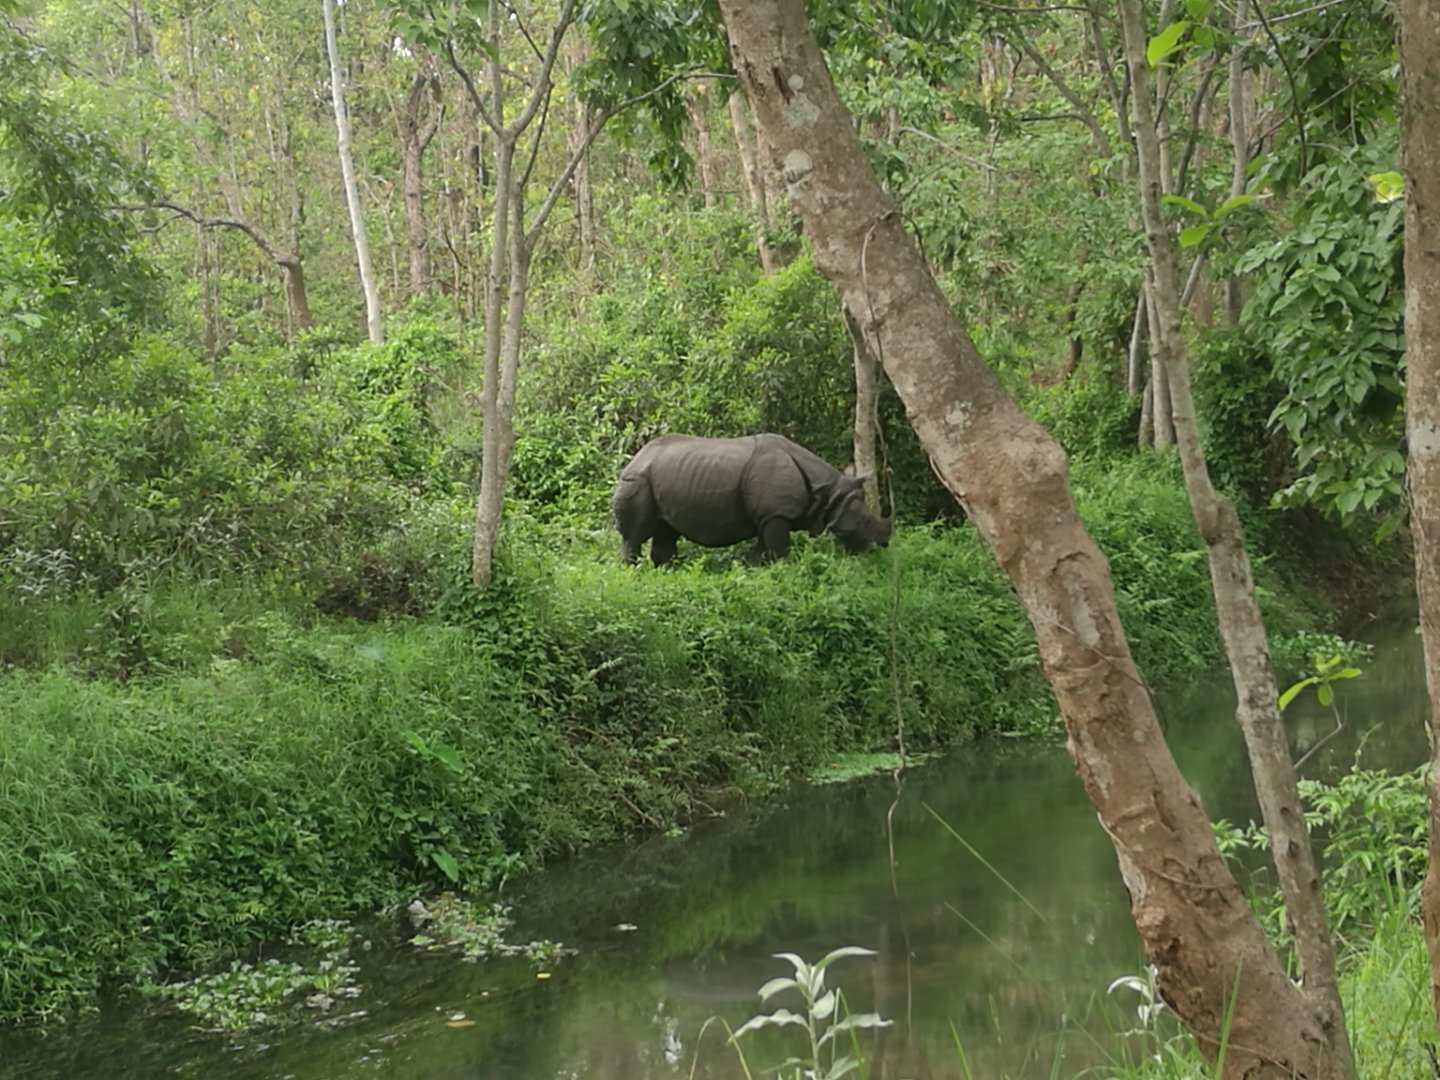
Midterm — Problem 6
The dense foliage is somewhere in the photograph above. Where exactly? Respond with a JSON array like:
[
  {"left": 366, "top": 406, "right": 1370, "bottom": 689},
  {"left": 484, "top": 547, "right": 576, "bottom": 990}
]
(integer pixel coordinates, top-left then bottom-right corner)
[{"left": 0, "top": 0, "right": 1416, "bottom": 1039}]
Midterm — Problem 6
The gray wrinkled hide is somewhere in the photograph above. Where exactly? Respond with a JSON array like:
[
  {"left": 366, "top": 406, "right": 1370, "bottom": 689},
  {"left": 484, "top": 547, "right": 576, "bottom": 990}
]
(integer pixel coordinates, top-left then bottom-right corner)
[{"left": 612, "top": 433, "right": 892, "bottom": 565}]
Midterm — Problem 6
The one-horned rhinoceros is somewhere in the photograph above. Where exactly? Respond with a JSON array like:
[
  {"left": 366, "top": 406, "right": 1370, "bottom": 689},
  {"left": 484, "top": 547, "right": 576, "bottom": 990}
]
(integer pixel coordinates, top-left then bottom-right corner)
[{"left": 612, "top": 433, "right": 893, "bottom": 565}]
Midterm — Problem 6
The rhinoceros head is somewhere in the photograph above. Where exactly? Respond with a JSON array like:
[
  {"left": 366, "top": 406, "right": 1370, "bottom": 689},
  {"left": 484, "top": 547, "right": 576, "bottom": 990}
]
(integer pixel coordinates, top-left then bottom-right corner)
[{"left": 825, "top": 473, "right": 893, "bottom": 553}]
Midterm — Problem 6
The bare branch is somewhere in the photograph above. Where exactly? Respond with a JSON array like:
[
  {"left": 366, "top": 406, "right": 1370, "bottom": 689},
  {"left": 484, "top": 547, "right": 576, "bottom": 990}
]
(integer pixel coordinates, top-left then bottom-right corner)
[
  {"left": 506, "top": 0, "right": 579, "bottom": 140},
  {"left": 526, "top": 68, "right": 700, "bottom": 247},
  {"left": 444, "top": 39, "right": 503, "bottom": 137},
  {"left": 1009, "top": 31, "right": 1113, "bottom": 158},
  {"left": 896, "top": 126, "right": 1000, "bottom": 171}
]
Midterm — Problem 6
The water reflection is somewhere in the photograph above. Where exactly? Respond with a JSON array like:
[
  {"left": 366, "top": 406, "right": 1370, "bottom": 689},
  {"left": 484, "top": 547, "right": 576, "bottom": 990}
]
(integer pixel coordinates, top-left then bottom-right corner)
[{"left": 2, "top": 623, "right": 1427, "bottom": 1079}]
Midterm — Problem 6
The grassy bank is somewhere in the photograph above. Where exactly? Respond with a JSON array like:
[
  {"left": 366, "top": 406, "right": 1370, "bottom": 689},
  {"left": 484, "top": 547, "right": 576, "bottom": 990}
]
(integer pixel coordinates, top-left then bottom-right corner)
[{"left": 0, "top": 457, "right": 1335, "bottom": 1024}]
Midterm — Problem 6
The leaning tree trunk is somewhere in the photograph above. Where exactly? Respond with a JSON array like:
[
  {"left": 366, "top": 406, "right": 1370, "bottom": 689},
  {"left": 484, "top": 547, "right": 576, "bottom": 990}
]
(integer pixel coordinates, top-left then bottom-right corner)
[
  {"left": 1118, "top": 0, "right": 1355, "bottom": 1072},
  {"left": 322, "top": 0, "right": 384, "bottom": 344},
  {"left": 1400, "top": 0, "right": 1440, "bottom": 1026},
  {"left": 717, "top": 0, "right": 1348, "bottom": 1074}
]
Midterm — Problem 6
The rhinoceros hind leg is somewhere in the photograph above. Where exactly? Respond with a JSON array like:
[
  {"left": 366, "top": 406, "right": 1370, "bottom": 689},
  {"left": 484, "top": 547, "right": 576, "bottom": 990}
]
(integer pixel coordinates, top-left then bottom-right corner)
[{"left": 650, "top": 524, "right": 680, "bottom": 567}]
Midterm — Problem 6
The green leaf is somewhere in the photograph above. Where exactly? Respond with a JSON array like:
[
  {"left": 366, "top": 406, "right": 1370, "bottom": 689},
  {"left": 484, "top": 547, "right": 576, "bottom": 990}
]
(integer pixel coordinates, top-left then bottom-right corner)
[
  {"left": 1179, "top": 224, "right": 1212, "bottom": 248},
  {"left": 1147, "top": 20, "right": 1190, "bottom": 66},
  {"left": 1192, "top": 23, "right": 1216, "bottom": 49},
  {"left": 1186, "top": 0, "right": 1211, "bottom": 19},
  {"left": 730, "top": 1008, "right": 808, "bottom": 1040},
  {"left": 1214, "top": 193, "right": 1257, "bottom": 219},
  {"left": 757, "top": 976, "right": 800, "bottom": 1001},
  {"left": 431, "top": 849, "right": 460, "bottom": 882},
  {"left": 1162, "top": 194, "right": 1208, "bottom": 217},
  {"left": 1367, "top": 171, "right": 1404, "bottom": 204},
  {"left": 1317, "top": 683, "right": 1334, "bottom": 707},
  {"left": 815, "top": 945, "right": 879, "bottom": 972},
  {"left": 1278, "top": 677, "right": 1317, "bottom": 711}
]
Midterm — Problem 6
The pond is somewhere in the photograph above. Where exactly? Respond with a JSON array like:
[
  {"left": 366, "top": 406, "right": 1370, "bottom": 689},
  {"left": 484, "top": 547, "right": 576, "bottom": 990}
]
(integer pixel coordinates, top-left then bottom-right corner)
[{"left": 3, "top": 622, "right": 1428, "bottom": 1079}]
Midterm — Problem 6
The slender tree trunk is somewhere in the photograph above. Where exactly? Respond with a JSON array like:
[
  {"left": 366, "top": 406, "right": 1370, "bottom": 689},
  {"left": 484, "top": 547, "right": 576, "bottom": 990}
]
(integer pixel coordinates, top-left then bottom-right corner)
[
  {"left": 1127, "top": 288, "right": 1147, "bottom": 395},
  {"left": 569, "top": 92, "right": 597, "bottom": 272},
  {"left": 687, "top": 88, "right": 719, "bottom": 209},
  {"left": 323, "top": 0, "right": 383, "bottom": 343},
  {"left": 720, "top": 1, "right": 1350, "bottom": 1075},
  {"left": 472, "top": 120, "right": 514, "bottom": 587},
  {"left": 843, "top": 303, "right": 881, "bottom": 510},
  {"left": 398, "top": 70, "right": 441, "bottom": 296},
  {"left": 1144, "top": 276, "right": 1175, "bottom": 448},
  {"left": 280, "top": 256, "right": 313, "bottom": 331},
  {"left": 1225, "top": 0, "right": 1251, "bottom": 325},
  {"left": 566, "top": 37, "right": 597, "bottom": 272},
  {"left": 727, "top": 88, "right": 777, "bottom": 271},
  {"left": 1119, "top": 0, "right": 1355, "bottom": 1072},
  {"left": 1401, "top": 0, "right": 1440, "bottom": 1028}
]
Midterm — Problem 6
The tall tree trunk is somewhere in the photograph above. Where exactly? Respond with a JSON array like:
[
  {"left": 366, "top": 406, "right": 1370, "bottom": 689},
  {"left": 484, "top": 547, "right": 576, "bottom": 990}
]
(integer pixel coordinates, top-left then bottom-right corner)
[
  {"left": 843, "top": 302, "right": 881, "bottom": 510},
  {"left": 1144, "top": 276, "right": 1175, "bottom": 448},
  {"left": 718, "top": 0, "right": 1349, "bottom": 1075},
  {"left": 1127, "top": 288, "right": 1147, "bottom": 395},
  {"left": 323, "top": 0, "right": 384, "bottom": 343},
  {"left": 727, "top": 88, "right": 778, "bottom": 271},
  {"left": 398, "top": 69, "right": 441, "bottom": 296},
  {"left": 1225, "top": 0, "right": 1251, "bottom": 326},
  {"left": 566, "top": 36, "right": 597, "bottom": 272},
  {"left": 568, "top": 92, "right": 597, "bottom": 273},
  {"left": 1118, "top": 0, "right": 1355, "bottom": 1073},
  {"left": 687, "top": 88, "right": 719, "bottom": 209},
  {"left": 1401, "top": 0, "right": 1440, "bottom": 1028}
]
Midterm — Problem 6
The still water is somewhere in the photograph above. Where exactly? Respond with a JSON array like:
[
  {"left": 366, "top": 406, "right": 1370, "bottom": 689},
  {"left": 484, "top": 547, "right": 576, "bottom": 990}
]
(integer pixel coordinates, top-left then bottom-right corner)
[{"left": 3, "top": 624, "right": 1428, "bottom": 1079}]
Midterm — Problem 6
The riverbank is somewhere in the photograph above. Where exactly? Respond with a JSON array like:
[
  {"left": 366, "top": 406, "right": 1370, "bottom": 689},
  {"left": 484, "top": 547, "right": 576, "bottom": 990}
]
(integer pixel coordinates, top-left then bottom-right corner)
[{"left": 0, "top": 457, "right": 1390, "bottom": 1025}]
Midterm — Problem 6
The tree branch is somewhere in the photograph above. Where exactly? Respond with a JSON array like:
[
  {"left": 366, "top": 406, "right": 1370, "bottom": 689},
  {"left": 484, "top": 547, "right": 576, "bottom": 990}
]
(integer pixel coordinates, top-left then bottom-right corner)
[
  {"left": 1010, "top": 32, "right": 1113, "bottom": 158},
  {"left": 525, "top": 68, "right": 700, "bottom": 248}
]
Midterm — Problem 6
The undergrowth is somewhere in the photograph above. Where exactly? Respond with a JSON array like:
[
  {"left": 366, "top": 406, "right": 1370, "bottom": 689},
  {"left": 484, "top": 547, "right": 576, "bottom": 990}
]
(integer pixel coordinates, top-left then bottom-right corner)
[{"left": 0, "top": 458, "right": 1327, "bottom": 1025}]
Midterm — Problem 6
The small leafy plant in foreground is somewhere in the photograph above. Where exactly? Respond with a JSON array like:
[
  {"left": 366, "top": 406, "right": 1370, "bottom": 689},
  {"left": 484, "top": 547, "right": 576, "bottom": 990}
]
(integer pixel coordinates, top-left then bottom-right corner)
[{"left": 698, "top": 945, "right": 891, "bottom": 1080}]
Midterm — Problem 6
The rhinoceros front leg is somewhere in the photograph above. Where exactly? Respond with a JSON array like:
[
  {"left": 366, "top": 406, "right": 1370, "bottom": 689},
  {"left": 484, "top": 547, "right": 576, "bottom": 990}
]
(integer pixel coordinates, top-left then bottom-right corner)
[
  {"left": 650, "top": 524, "right": 680, "bottom": 567},
  {"left": 757, "top": 518, "right": 791, "bottom": 562}
]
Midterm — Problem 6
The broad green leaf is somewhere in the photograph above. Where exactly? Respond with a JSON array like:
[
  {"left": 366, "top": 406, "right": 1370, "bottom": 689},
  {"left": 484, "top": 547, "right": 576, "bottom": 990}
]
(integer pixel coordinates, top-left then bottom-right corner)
[
  {"left": 1332, "top": 668, "right": 1363, "bottom": 680},
  {"left": 1317, "top": 682, "right": 1334, "bottom": 707},
  {"left": 1179, "top": 224, "right": 1211, "bottom": 248},
  {"left": 431, "top": 849, "right": 459, "bottom": 882},
  {"left": 1162, "top": 194, "right": 1208, "bottom": 217},
  {"left": 1214, "top": 193, "right": 1257, "bottom": 218},
  {"left": 1193, "top": 23, "right": 1216, "bottom": 49},
  {"left": 1185, "top": 0, "right": 1212, "bottom": 18},
  {"left": 1278, "top": 677, "right": 1317, "bottom": 711},
  {"left": 1147, "top": 20, "right": 1190, "bottom": 66}
]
